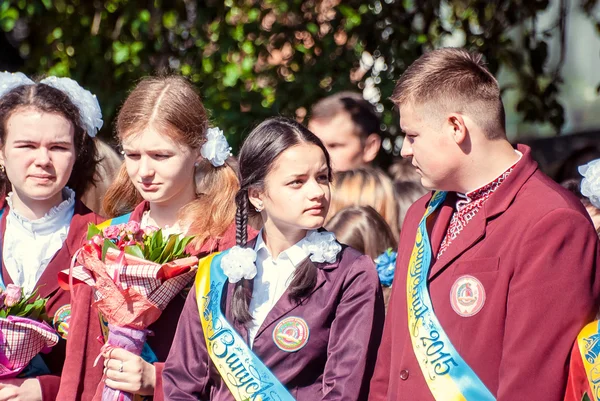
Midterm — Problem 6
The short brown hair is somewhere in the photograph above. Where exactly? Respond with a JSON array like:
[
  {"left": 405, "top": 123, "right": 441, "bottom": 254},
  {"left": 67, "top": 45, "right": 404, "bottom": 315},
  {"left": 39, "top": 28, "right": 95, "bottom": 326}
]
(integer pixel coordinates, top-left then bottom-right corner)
[
  {"left": 0, "top": 83, "right": 98, "bottom": 198},
  {"left": 326, "top": 205, "right": 396, "bottom": 260},
  {"left": 102, "top": 75, "right": 239, "bottom": 252},
  {"left": 310, "top": 91, "right": 380, "bottom": 140},
  {"left": 392, "top": 48, "right": 506, "bottom": 139}
]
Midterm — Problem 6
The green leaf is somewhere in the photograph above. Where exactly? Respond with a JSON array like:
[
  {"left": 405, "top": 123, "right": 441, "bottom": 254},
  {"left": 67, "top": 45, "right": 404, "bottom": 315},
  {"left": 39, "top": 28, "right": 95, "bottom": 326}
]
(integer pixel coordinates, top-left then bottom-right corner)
[
  {"left": 102, "top": 239, "right": 119, "bottom": 261},
  {"left": 149, "top": 247, "right": 163, "bottom": 261},
  {"left": 87, "top": 223, "right": 101, "bottom": 240},
  {"left": 124, "top": 245, "right": 145, "bottom": 259},
  {"left": 157, "top": 235, "right": 178, "bottom": 264}
]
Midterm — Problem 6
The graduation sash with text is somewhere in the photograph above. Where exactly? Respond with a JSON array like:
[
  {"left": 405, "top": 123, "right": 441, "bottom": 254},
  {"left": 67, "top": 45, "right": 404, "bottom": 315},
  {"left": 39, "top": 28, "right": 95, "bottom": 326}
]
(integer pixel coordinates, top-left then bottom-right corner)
[
  {"left": 576, "top": 320, "right": 600, "bottom": 401},
  {"left": 196, "top": 250, "right": 295, "bottom": 401},
  {"left": 407, "top": 191, "right": 495, "bottom": 401}
]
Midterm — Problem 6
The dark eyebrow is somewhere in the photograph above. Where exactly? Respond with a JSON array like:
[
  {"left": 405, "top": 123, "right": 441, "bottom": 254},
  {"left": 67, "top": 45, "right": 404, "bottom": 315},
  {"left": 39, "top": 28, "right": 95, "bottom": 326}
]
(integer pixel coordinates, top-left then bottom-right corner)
[{"left": 285, "top": 173, "right": 307, "bottom": 180}]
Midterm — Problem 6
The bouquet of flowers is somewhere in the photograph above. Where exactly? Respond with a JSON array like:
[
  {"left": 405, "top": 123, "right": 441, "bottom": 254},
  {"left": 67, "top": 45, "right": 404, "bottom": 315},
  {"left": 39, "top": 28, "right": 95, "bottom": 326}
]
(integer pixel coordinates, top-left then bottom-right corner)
[
  {"left": 61, "top": 221, "right": 198, "bottom": 401},
  {"left": 0, "top": 284, "right": 59, "bottom": 378}
]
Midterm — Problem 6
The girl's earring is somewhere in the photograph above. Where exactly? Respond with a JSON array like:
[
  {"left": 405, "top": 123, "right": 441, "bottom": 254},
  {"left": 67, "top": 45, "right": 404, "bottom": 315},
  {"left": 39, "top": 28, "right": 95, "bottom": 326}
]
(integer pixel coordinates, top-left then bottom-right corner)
[
  {"left": 0, "top": 164, "right": 4, "bottom": 173},
  {"left": 255, "top": 202, "right": 263, "bottom": 212}
]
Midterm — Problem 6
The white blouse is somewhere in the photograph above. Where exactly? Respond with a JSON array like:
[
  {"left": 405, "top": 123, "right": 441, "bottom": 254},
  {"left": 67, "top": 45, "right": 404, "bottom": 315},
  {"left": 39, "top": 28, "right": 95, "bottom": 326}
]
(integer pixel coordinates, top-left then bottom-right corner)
[
  {"left": 248, "top": 231, "right": 309, "bottom": 347},
  {"left": 3, "top": 188, "right": 75, "bottom": 295}
]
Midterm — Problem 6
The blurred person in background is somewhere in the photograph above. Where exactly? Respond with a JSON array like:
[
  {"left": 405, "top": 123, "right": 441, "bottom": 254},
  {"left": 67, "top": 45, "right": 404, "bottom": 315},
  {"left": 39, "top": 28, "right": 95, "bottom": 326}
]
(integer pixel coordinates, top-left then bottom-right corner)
[
  {"left": 308, "top": 91, "right": 382, "bottom": 172},
  {"left": 80, "top": 139, "right": 122, "bottom": 217},
  {"left": 326, "top": 167, "right": 399, "bottom": 240},
  {"left": 561, "top": 177, "right": 600, "bottom": 233},
  {"left": 394, "top": 180, "right": 428, "bottom": 230},
  {"left": 326, "top": 205, "right": 397, "bottom": 312},
  {"left": 388, "top": 157, "right": 422, "bottom": 184}
]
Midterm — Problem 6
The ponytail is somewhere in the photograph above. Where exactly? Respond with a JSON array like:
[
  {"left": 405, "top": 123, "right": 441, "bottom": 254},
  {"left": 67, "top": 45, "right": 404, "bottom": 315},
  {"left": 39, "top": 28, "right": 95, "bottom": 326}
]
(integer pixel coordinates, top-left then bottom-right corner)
[{"left": 102, "top": 163, "right": 142, "bottom": 217}]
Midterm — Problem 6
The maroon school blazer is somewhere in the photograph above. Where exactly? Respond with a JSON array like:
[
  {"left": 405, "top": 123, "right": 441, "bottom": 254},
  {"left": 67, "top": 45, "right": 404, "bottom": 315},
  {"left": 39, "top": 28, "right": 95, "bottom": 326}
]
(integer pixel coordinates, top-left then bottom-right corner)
[
  {"left": 369, "top": 144, "right": 600, "bottom": 401},
  {"left": 162, "top": 241, "right": 385, "bottom": 400},
  {"left": 56, "top": 201, "right": 252, "bottom": 401},
  {"left": 0, "top": 200, "right": 101, "bottom": 401}
]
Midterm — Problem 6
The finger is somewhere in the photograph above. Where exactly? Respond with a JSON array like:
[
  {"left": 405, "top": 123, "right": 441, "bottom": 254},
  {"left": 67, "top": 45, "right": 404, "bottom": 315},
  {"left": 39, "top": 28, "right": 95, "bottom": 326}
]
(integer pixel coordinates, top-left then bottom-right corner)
[
  {"left": 105, "top": 368, "right": 129, "bottom": 382},
  {"left": 0, "top": 386, "right": 17, "bottom": 400},
  {"left": 105, "top": 359, "right": 128, "bottom": 373},
  {"left": 107, "top": 347, "right": 135, "bottom": 361},
  {"left": 104, "top": 377, "right": 137, "bottom": 393}
]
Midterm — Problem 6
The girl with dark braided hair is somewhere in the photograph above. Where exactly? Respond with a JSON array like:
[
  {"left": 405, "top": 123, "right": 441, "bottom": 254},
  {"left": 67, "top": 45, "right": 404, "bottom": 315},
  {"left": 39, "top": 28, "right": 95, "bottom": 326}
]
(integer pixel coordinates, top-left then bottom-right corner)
[{"left": 164, "top": 117, "right": 385, "bottom": 401}]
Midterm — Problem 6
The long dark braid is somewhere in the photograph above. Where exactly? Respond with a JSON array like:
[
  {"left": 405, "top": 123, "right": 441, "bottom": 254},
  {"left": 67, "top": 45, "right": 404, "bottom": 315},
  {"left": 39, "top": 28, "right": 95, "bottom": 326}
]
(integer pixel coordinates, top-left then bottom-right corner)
[{"left": 231, "top": 189, "right": 253, "bottom": 324}]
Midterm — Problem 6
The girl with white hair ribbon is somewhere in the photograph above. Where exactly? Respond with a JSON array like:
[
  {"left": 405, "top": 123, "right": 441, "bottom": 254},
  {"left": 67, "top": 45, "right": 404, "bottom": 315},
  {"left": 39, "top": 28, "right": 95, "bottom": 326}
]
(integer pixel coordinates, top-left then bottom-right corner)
[
  {"left": 0, "top": 72, "right": 103, "bottom": 400},
  {"left": 57, "top": 75, "right": 253, "bottom": 401}
]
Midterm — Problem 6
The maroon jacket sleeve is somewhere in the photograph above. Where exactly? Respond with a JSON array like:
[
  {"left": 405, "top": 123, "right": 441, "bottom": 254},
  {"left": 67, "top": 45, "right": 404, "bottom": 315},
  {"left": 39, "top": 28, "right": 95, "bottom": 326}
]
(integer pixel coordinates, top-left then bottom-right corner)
[
  {"left": 56, "top": 285, "right": 104, "bottom": 401},
  {"left": 162, "top": 285, "right": 210, "bottom": 400},
  {"left": 497, "top": 209, "right": 600, "bottom": 400},
  {"left": 38, "top": 375, "right": 60, "bottom": 401},
  {"left": 321, "top": 254, "right": 385, "bottom": 401}
]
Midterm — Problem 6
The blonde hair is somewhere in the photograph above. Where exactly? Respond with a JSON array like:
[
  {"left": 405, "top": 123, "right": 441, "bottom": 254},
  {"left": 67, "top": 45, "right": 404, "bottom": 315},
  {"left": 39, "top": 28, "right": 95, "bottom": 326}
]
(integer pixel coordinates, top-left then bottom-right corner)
[
  {"left": 327, "top": 167, "right": 399, "bottom": 239},
  {"left": 102, "top": 76, "right": 238, "bottom": 251},
  {"left": 393, "top": 47, "right": 505, "bottom": 139}
]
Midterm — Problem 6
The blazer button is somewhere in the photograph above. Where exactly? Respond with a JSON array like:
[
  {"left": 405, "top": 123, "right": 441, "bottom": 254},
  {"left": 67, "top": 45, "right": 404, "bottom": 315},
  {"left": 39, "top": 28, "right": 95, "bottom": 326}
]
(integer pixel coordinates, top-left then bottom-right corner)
[{"left": 400, "top": 369, "right": 409, "bottom": 380}]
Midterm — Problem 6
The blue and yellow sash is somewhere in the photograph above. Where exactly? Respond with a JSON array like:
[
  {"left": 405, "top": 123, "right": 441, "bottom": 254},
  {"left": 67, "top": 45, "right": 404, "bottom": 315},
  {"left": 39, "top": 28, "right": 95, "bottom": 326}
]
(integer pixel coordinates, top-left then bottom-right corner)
[
  {"left": 576, "top": 321, "right": 600, "bottom": 401},
  {"left": 196, "top": 251, "right": 295, "bottom": 401},
  {"left": 407, "top": 191, "right": 495, "bottom": 401}
]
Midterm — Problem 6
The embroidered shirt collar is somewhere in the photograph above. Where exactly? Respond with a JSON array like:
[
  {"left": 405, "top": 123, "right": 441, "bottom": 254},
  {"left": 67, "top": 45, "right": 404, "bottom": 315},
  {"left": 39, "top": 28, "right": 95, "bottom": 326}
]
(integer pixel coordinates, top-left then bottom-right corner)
[
  {"left": 254, "top": 230, "right": 309, "bottom": 267},
  {"left": 6, "top": 187, "right": 76, "bottom": 235}
]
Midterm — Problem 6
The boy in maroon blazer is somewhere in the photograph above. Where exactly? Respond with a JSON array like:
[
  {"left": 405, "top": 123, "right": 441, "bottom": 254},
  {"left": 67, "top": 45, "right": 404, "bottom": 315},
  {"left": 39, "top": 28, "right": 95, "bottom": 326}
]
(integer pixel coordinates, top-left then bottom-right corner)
[{"left": 369, "top": 48, "right": 600, "bottom": 401}]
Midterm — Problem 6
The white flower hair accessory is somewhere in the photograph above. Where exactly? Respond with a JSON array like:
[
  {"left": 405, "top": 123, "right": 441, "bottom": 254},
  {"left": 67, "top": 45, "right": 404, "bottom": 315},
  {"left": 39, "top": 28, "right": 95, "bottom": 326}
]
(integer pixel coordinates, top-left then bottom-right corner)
[
  {"left": 40, "top": 76, "right": 103, "bottom": 137},
  {"left": 580, "top": 159, "right": 600, "bottom": 209},
  {"left": 221, "top": 246, "right": 258, "bottom": 283},
  {"left": 301, "top": 231, "right": 342, "bottom": 264},
  {"left": 0, "top": 72, "right": 103, "bottom": 138},
  {"left": 0, "top": 72, "right": 34, "bottom": 97},
  {"left": 201, "top": 127, "right": 232, "bottom": 167}
]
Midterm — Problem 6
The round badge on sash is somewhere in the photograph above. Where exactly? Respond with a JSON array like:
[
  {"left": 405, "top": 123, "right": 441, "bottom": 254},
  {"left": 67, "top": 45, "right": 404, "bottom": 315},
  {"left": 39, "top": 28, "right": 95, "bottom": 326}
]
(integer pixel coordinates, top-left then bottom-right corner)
[
  {"left": 52, "top": 304, "right": 71, "bottom": 340},
  {"left": 273, "top": 317, "right": 310, "bottom": 352},
  {"left": 450, "top": 275, "right": 486, "bottom": 317}
]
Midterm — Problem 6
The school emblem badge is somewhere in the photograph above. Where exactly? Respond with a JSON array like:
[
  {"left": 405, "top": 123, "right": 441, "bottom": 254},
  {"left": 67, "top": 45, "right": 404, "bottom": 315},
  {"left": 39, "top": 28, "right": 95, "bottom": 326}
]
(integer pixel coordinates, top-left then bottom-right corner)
[
  {"left": 52, "top": 304, "right": 71, "bottom": 340},
  {"left": 450, "top": 275, "right": 486, "bottom": 317},
  {"left": 273, "top": 316, "right": 310, "bottom": 352}
]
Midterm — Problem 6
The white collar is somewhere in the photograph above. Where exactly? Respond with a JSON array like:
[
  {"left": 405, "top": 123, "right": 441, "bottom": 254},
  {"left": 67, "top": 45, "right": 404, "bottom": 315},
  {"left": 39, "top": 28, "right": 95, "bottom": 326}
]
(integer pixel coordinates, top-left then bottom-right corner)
[
  {"left": 6, "top": 187, "right": 76, "bottom": 235},
  {"left": 254, "top": 230, "right": 309, "bottom": 267}
]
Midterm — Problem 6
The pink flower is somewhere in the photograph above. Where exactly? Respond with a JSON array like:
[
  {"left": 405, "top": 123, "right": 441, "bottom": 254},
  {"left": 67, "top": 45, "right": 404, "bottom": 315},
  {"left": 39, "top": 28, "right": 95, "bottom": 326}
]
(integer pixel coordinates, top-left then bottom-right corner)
[
  {"left": 143, "top": 226, "right": 159, "bottom": 236},
  {"left": 5, "top": 284, "right": 22, "bottom": 307},
  {"left": 125, "top": 221, "right": 141, "bottom": 235},
  {"left": 103, "top": 226, "right": 121, "bottom": 240}
]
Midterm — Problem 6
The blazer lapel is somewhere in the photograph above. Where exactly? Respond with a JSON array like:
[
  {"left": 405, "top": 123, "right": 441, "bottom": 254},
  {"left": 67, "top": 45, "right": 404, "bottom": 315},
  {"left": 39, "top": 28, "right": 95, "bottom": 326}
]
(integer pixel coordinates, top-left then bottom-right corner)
[
  {"left": 252, "top": 259, "right": 334, "bottom": 341},
  {"left": 429, "top": 210, "right": 487, "bottom": 280}
]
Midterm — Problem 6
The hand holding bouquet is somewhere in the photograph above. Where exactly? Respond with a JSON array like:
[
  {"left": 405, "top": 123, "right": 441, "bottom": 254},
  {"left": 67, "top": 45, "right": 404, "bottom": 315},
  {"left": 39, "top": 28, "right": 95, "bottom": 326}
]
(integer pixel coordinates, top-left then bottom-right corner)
[
  {"left": 0, "top": 284, "right": 58, "bottom": 378},
  {"left": 61, "top": 221, "right": 199, "bottom": 401}
]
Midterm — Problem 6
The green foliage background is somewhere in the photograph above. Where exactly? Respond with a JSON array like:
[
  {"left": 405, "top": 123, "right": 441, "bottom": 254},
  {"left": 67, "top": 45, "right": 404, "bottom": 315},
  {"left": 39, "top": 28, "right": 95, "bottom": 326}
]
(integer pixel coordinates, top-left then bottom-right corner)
[{"left": 1, "top": 0, "right": 598, "bottom": 153}]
